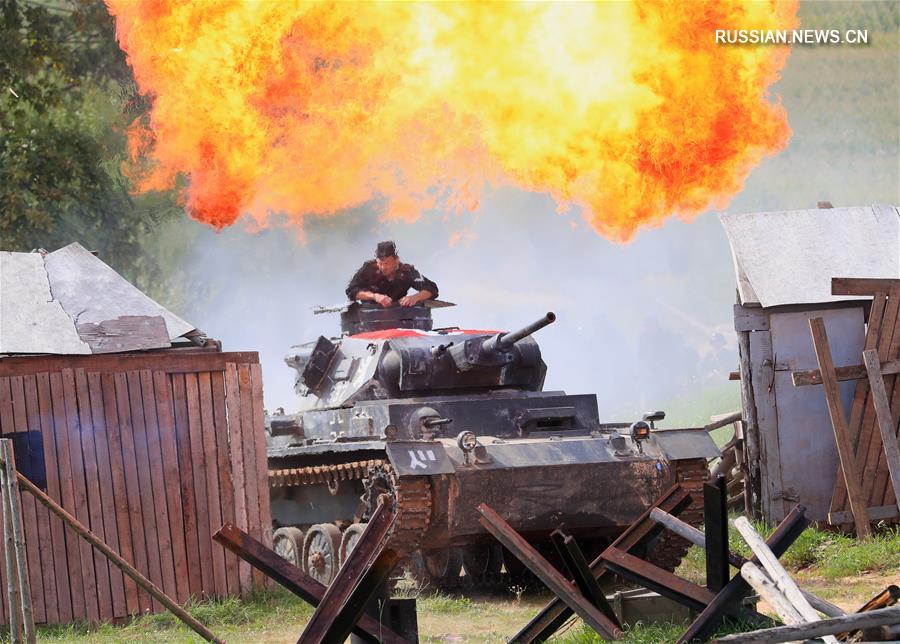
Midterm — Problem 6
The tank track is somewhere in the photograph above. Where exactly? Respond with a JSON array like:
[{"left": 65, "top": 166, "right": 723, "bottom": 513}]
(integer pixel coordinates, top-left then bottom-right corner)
[
  {"left": 269, "top": 458, "right": 432, "bottom": 554},
  {"left": 645, "top": 457, "right": 709, "bottom": 572},
  {"left": 269, "top": 456, "right": 707, "bottom": 579}
]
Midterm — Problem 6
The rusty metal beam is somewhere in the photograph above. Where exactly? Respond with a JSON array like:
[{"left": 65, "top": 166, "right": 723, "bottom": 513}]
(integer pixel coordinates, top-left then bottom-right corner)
[
  {"left": 705, "top": 475, "right": 730, "bottom": 592},
  {"left": 212, "top": 521, "right": 404, "bottom": 644},
  {"left": 511, "top": 484, "right": 692, "bottom": 643},
  {"left": 601, "top": 546, "right": 715, "bottom": 612},
  {"left": 297, "top": 501, "right": 400, "bottom": 644},
  {"left": 479, "top": 503, "right": 623, "bottom": 641},
  {"left": 550, "top": 529, "right": 620, "bottom": 629}
]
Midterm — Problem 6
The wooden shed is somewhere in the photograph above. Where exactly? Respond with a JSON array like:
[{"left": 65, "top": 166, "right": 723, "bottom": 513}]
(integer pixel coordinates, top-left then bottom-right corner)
[
  {"left": 0, "top": 245, "right": 272, "bottom": 625},
  {"left": 721, "top": 204, "right": 899, "bottom": 524}
]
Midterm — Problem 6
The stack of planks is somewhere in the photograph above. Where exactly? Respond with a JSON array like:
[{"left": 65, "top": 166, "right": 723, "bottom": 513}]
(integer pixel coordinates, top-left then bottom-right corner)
[
  {"left": 0, "top": 349, "right": 271, "bottom": 626},
  {"left": 793, "top": 277, "right": 900, "bottom": 536},
  {"left": 706, "top": 411, "right": 747, "bottom": 512},
  {"left": 715, "top": 517, "right": 900, "bottom": 643}
]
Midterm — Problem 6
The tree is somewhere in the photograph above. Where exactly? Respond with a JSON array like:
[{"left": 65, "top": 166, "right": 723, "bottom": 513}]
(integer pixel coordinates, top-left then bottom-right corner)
[{"left": 0, "top": 0, "right": 181, "bottom": 286}]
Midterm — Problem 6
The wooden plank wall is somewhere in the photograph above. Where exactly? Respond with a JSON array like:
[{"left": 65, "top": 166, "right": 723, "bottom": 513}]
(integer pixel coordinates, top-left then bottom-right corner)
[
  {"left": 830, "top": 286, "right": 900, "bottom": 520},
  {"left": 0, "top": 351, "right": 271, "bottom": 625}
]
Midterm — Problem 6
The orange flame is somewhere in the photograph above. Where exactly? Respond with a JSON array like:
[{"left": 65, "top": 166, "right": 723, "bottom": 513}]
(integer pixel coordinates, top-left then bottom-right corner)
[{"left": 106, "top": 0, "right": 796, "bottom": 241}]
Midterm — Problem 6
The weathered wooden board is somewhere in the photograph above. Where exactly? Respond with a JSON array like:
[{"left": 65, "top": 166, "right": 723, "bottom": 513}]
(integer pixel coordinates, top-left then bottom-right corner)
[
  {"left": 171, "top": 373, "right": 202, "bottom": 600},
  {"left": 152, "top": 371, "right": 189, "bottom": 605},
  {"left": 0, "top": 352, "right": 269, "bottom": 625},
  {"left": 734, "top": 304, "right": 770, "bottom": 332},
  {"left": 810, "top": 318, "right": 871, "bottom": 538},
  {"left": 12, "top": 376, "right": 47, "bottom": 624},
  {"left": 832, "top": 277, "right": 900, "bottom": 296},
  {"left": 830, "top": 292, "right": 888, "bottom": 514},
  {"left": 749, "top": 331, "right": 783, "bottom": 521},
  {"left": 863, "top": 350, "right": 900, "bottom": 514},
  {"left": 76, "top": 316, "right": 170, "bottom": 354},
  {"left": 73, "top": 369, "right": 112, "bottom": 622}
]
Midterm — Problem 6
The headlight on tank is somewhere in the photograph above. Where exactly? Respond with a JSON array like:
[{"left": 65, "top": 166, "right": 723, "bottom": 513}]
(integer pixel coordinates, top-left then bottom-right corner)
[
  {"left": 630, "top": 420, "right": 651, "bottom": 453},
  {"left": 457, "top": 430, "right": 477, "bottom": 452}
]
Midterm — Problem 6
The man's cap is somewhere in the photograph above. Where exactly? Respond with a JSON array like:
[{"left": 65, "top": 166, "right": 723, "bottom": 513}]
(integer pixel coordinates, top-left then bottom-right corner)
[{"left": 375, "top": 241, "right": 397, "bottom": 259}]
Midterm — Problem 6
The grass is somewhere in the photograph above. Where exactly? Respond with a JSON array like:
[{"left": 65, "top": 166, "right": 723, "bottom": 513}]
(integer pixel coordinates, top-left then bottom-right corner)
[
  {"left": 37, "top": 587, "right": 314, "bottom": 643},
  {"left": 418, "top": 592, "right": 480, "bottom": 615},
  {"left": 677, "top": 516, "right": 900, "bottom": 584},
  {"left": 33, "top": 524, "right": 900, "bottom": 644}
]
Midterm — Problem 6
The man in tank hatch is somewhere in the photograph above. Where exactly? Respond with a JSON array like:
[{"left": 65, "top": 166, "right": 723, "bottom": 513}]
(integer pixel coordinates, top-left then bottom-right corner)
[{"left": 345, "top": 240, "right": 438, "bottom": 308}]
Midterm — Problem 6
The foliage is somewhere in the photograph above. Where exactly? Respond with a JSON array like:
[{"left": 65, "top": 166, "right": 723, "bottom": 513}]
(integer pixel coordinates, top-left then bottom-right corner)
[{"left": 0, "top": 0, "right": 181, "bottom": 287}]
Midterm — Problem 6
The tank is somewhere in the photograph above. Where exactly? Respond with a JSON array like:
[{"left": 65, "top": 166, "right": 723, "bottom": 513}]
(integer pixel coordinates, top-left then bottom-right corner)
[{"left": 266, "top": 302, "right": 720, "bottom": 588}]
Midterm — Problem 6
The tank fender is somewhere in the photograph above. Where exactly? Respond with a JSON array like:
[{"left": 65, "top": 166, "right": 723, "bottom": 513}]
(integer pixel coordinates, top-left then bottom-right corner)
[
  {"left": 651, "top": 429, "right": 720, "bottom": 461},
  {"left": 385, "top": 441, "right": 456, "bottom": 476}
]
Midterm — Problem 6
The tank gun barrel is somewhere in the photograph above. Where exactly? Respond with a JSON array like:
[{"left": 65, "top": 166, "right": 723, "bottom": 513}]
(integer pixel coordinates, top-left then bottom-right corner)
[{"left": 483, "top": 312, "right": 556, "bottom": 353}]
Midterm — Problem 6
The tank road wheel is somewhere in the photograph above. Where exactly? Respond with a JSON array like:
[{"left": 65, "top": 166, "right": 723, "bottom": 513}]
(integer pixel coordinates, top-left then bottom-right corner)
[
  {"left": 460, "top": 544, "right": 503, "bottom": 582},
  {"left": 303, "top": 523, "right": 342, "bottom": 585},
  {"left": 273, "top": 527, "right": 305, "bottom": 568},
  {"left": 339, "top": 523, "right": 367, "bottom": 567},
  {"left": 409, "top": 548, "right": 462, "bottom": 590}
]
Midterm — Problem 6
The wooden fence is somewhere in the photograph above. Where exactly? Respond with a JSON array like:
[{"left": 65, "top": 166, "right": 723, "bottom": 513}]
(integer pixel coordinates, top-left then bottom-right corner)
[{"left": 0, "top": 350, "right": 272, "bottom": 625}]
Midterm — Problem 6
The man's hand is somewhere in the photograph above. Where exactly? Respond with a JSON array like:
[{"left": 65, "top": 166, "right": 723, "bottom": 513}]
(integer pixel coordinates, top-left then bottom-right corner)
[
  {"left": 399, "top": 290, "right": 432, "bottom": 307},
  {"left": 375, "top": 294, "right": 393, "bottom": 308}
]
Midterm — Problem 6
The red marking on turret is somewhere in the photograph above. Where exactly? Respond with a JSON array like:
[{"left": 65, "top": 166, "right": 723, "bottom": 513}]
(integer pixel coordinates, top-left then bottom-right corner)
[{"left": 349, "top": 328, "right": 500, "bottom": 340}]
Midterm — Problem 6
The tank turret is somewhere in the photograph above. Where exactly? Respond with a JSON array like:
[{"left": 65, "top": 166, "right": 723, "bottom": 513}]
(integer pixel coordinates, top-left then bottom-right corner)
[{"left": 443, "top": 311, "right": 556, "bottom": 370}]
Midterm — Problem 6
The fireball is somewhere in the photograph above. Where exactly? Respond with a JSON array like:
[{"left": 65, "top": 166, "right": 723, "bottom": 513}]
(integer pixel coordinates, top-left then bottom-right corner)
[{"left": 107, "top": 0, "right": 796, "bottom": 241}]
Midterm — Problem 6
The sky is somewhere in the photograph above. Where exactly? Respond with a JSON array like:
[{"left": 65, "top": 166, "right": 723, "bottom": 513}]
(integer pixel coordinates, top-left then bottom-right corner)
[{"left": 165, "top": 2, "right": 898, "bottom": 424}]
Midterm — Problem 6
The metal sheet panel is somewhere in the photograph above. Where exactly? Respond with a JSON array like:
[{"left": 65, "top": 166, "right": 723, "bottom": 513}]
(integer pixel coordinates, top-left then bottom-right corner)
[
  {"left": 768, "top": 307, "right": 864, "bottom": 522},
  {"left": 0, "top": 252, "right": 90, "bottom": 354},
  {"left": 44, "top": 242, "right": 194, "bottom": 341},
  {"left": 653, "top": 430, "right": 720, "bottom": 461},
  {"left": 720, "top": 205, "right": 899, "bottom": 308}
]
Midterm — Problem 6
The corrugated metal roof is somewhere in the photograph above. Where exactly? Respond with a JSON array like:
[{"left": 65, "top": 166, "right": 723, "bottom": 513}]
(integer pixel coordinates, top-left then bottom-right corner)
[
  {"left": 0, "top": 242, "right": 195, "bottom": 355},
  {"left": 720, "top": 204, "right": 899, "bottom": 308}
]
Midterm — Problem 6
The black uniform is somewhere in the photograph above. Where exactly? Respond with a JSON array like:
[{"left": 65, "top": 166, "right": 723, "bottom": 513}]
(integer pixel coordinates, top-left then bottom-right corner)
[{"left": 345, "top": 261, "right": 439, "bottom": 302}]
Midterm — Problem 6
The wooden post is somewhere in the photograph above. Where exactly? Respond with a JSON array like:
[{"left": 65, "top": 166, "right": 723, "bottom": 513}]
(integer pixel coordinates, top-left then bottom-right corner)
[
  {"left": 809, "top": 317, "right": 872, "bottom": 539},
  {"left": 0, "top": 442, "right": 34, "bottom": 644},
  {"left": 0, "top": 443, "right": 21, "bottom": 644},
  {"left": 740, "top": 562, "right": 803, "bottom": 625},
  {"left": 650, "top": 508, "right": 707, "bottom": 547},
  {"left": 13, "top": 469, "right": 223, "bottom": 644},
  {"left": 862, "top": 349, "right": 900, "bottom": 513},
  {"left": 677, "top": 505, "right": 809, "bottom": 644},
  {"left": 649, "top": 509, "right": 842, "bottom": 618},
  {"left": 711, "top": 606, "right": 900, "bottom": 643},
  {"left": 733, "top": 517, "right": 838, "bottom": 643},
  {"left": 737, "top": 328, "right": 761, "bottom": 519}
]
